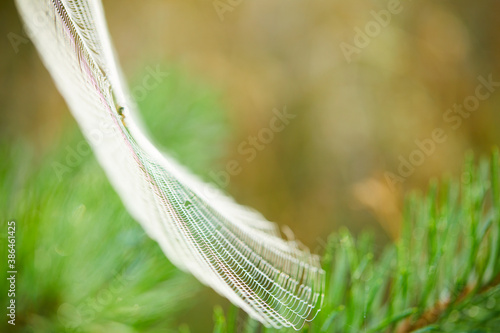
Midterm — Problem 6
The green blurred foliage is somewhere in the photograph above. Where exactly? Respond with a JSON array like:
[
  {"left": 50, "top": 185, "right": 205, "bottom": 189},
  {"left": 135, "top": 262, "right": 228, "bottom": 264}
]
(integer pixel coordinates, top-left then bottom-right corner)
[{"left": 0, "top": 65, "right": 229, "bottom": 332}]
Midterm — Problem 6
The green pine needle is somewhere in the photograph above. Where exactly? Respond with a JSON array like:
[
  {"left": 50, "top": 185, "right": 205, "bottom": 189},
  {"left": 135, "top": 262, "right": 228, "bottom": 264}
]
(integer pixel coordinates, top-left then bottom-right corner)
[{"left": 214, "top": 150, "right": 500, "bottom": 333}]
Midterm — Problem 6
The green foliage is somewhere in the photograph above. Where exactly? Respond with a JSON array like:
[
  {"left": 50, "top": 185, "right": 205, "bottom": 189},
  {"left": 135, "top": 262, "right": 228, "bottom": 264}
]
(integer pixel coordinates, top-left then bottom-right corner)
[
  {"left": 214, "top": 151, "right": 500, "bottom": 332},
  {"left": 0, "top": 64, "right": 229, "bottom": 332},
  {"left": 134, "top": 65, "right": 230, "bottom": 178},
  {"left": 2, "top": 64, "right": 500, "bottom": 333},
  {"left": 0, "top": 134, "right": 199, "bottom": 333}
]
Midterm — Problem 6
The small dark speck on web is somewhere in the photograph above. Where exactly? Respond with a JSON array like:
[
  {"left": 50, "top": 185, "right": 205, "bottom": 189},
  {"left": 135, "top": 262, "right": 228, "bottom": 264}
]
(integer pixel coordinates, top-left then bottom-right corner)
[{"left": 118, "top": 106, "right": 126, "bottom": 127}]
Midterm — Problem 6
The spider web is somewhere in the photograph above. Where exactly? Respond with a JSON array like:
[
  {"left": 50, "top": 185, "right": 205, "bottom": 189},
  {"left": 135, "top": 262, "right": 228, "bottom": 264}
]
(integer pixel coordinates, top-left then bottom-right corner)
[{"left": 15, "top": 0, "right": 325, "bottom": 328}]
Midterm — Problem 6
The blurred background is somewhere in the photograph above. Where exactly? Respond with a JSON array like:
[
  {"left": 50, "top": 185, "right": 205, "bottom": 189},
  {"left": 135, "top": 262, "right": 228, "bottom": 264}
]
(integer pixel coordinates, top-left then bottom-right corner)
[{"left": 1, "top": 0, "right": 500, "bottom": 331}]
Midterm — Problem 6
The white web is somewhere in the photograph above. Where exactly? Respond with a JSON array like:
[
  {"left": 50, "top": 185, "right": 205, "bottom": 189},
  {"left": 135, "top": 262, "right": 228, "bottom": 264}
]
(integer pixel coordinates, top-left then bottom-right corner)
[{"left": 15, "top": 0, "right": 325, "bottom": 328}]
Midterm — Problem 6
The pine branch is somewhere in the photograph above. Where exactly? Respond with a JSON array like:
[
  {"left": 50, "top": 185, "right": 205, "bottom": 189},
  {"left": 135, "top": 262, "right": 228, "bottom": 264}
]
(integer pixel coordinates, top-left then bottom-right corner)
[
  {"left": 397, "top": 271, "right": 500, "bottom": 332},
  {"left": 213, "top": 149, "right": 500, "bottom": 333}
]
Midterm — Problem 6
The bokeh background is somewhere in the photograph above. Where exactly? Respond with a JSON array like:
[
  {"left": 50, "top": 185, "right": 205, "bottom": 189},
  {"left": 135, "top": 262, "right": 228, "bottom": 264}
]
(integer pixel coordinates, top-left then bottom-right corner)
[{"left": 1, "top": 0, "right": 500, "bottom": 331}]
